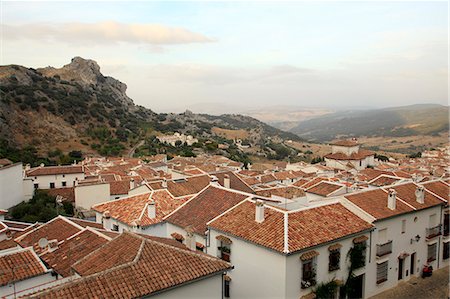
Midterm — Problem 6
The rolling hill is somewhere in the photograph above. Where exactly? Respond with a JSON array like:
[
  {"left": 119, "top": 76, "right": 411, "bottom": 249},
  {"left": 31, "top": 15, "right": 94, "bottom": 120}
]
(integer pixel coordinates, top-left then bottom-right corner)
[{"left": 289, "top": 104, "right": 449, "bottom": 142}]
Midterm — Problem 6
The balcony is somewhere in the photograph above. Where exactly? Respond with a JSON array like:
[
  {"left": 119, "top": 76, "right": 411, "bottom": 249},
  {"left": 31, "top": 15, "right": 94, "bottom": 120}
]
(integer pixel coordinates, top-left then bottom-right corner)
[
  {"left": 426, "top": 225, "right": 442, "bottom": 239},
  {"left": 376, "top": 240, "right": 393, "bottom": 257}
]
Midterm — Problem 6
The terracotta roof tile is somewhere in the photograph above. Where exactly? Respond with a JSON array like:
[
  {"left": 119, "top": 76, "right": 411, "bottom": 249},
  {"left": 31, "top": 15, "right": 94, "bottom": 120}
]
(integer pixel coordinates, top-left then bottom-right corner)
[
  {"left": 306, "top": 182, "right": 344, "bottom": 197},
  {"left": 167, "top": 175, "right": 210, "bottom": 197},
  {"left": 212, "top": 171, "right": 255, "bottom": 194},
  {"left": 167, "top": 185, "right": 249, "bottom": 235},
  {"left": 325, "top": 149, "right": 374, "bottom": 161},
  {"left": 109, "top": 180, "right": 130, "bottom": 195},
  {"left": 0, "top": 248, "right": 47, "bottom": 286},
  {"left": 27, "top": 165, "right": 83, "bottom": 176},
  {"left": 28, "top": 233, "right": 231, "bottom": 298},
  {"left": 255, "top": 186, "right": 305, "bottom": 199},
  {"left": 45, "top": 187, "right": 75, "bottom": 202},
  {"left": 392, "top": 182, "right": 443, "bottom": 210},
  {"left": 421, "top": 180, "right": 449, "bottom": 202},
  {"left": 331, "top": 140, "right": 359, "bottom": 147}
]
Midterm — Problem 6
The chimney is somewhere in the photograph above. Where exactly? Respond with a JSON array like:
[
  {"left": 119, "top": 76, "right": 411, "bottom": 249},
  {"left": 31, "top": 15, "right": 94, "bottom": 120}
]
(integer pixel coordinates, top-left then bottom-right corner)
[
  {"left": 211, "top": 176, "right": 219, "bottom": 185},
  {"left": 40, "top": 163, "right": 45, "bottom": 168},
  {"left": 103, "top": 211, "right": 111, "bottom": 219},
  {"left": 130, "top": 178, "right": 135, "bottom": 190},
  {"left": 224, "top": 174, "right": 231, "bottom": 189},
  {"left": 5, "top": 230, "right": 12, "bottom": 240},
  {"left": 255, "top": 200, "right": 265, "bottom": 223},
  {"left": 147, "top": 201, "right": 156, "bottom": 219},
  {"left": 388, "top": 189, "right": 396, "bottom": 210},
  {"left": 162, "top": 179, "right": 167, "bottom": 188},
  {"left": 185, "top": 228, "right": 196, "bottom": 251},
  {"left": 415, "top": 186, "right": 425, "bottom": 204},
  {"left": 48, "top": 240, "right": 59, "bottom": 252},
  {"left": 25, "top": 164, "right": 31, "bottom": 171}
]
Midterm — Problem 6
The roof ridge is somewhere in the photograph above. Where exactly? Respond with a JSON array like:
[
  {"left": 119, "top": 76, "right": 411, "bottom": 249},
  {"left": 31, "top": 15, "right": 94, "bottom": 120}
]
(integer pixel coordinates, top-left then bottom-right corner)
[
  {"left": 283, "top": 213, "right": 289, "bottom": 253},
  {"left": 206, "top": 197, "right": 252, "bottom": 226}
]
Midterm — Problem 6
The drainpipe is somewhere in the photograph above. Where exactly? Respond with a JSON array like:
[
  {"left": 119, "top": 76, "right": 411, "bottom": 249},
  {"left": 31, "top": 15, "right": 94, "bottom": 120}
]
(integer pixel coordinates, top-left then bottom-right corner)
[
  {"left": 221, "top": 272, "right": 224, "bottom": 299},
  {"left": 369, "top": 230, "right": 373, "bottom": 263}
]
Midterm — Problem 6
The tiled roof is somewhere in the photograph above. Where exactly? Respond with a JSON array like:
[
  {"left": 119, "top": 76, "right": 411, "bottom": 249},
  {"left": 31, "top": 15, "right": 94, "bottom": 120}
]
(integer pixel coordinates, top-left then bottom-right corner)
[
  {"left": 1, "top": 220, "right": 34, "bottom": 231},
  {"left": 93, "top": 190, "right": 189, "bottom": 227},
  {"left": 0, "top": 209, "right": 7, "bottom": 215},
  {"left": 0, "top": 158, "right": 13, "bottom": 167},
  {"left": 209, "top": 201, "right": 372, "bottom": 254},
  {"left": 306, "top": 181, "right": 344, "bottom": 197},
  {"left": 369, "top": 175, "right": 402, "bottom": 187},
  {"left": 301, "top": 177, "right": 329, "bottom": 189},
  {"left": 255, "top": 186, "right": 305, "bottom": 199},
  {"left": 325, "top": 149, "right": 374, "bottom": 161},
  {"left": 166, "top": 185, "right": 249, "bottom": 235},
  {"left": 212, "top": 171, "right": 255, "bottom": 194},
  {"left": 66, "top": 218, "right": 104, "bottom": 229},
  {"left": 15, "top": 217, "right": 82, "bottom": 255},
  {"left": 109, "top": 180, "right": 130, "bottom": 195},
  {"left": 421, "top": 180, "right": 449, "bottom": 202},
  {"left": 167, "top": 175, "right": 211, "bottom": 197},
  {"left": 0, "top": 248, "right": 48, "bottom": 286},
  {"left": 0, "top": 223, "right": 40, "bottom": 251},
  {"left": 26, "top": 165, "right": 83, "bottom": 176},
  {"left": 259, "top": 174, "right": 277, "bottom": 184},
  {"left": 45, "top": 187, "right": 75, "bottom": 202},
  {"left": 344, "top": 189, "right": 414, "bottom": 220},
  {"left": 392, "top": 183, "right": 443, "bottom": 210},
  {"left": 29, "top": 233, "right": 231, "bottom": 298},
  {"left": 41, "top": 228, "right": 110, "bottom": 277},
  {"left": 331, "top": 140, "right": 359, "bottom": 147}
]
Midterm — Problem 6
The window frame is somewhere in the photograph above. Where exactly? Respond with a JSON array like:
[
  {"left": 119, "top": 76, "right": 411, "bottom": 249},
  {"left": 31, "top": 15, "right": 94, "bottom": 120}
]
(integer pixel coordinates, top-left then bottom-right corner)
[
  {"left": 376, "top": 261, "right": 388, "bottom": 284},
  {"left": 301, "top": 258, "right": 317, "bottom": 289},
  {"left": 328, "top": 249, "right": 340, "bottom": 272}
]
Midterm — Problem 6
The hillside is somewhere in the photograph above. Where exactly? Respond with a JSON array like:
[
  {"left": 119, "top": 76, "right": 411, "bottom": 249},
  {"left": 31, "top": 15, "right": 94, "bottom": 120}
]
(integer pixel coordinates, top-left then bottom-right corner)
[
  {"left": 0, "top": 57, "right": 300, "bottom": 163},
  {"left": 289, "top": 104, "right": 449, "bottom": 142}
]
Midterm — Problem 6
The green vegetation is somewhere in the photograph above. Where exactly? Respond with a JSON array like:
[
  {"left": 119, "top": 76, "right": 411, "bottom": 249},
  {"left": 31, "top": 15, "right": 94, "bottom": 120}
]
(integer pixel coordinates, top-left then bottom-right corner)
[
  {"left": 9, "top": 190, "right": 73, "bottom": 223},
  {"left": 314, "top": 280, "right": 339, "bottom": 299},
  {"left": 343, "top": 242, "right": 367, "bottom": 296}
]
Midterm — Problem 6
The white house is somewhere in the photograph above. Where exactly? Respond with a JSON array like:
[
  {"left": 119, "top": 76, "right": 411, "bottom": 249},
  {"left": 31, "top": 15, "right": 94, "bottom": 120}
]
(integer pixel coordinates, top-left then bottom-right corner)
[
  {"left": 74, "top": 181, "right": 110, "bottom": 210},
  {"left": 207, "top": 199, "right": 374, "bottom": 299},
  {"left": 0, "top": 162, "right": 28, "bottom": 210},
  {"left": 25, "top": 165, "right": 85, "bottom": 190},
  {"left": 325, "top": 140, "right": 375, "bottom": 171},
  {"left": 341, "top": 183, "right": 446, "bottom": 297}
]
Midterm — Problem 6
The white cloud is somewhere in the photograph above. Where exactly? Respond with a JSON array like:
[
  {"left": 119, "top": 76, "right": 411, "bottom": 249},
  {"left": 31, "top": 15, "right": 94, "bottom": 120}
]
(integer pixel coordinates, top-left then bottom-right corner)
[{"left": 2, "top": 21, "right": 214, "bottom": 45}]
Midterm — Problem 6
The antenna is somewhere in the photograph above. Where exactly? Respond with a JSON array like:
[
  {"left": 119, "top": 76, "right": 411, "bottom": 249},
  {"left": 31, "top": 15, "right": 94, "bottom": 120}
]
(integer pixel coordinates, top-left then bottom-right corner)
[{"left": 38, "top": 238, "right": 48, "bottom": 249}]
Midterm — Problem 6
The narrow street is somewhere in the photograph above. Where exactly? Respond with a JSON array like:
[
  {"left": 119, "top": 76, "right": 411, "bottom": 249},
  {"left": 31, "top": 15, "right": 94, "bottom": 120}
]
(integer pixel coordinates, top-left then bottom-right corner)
[
  {"left": 127, "top": 140, "right": 145, "bottom": 158},
  {"left": 370, "top": 266, "right": 449, "bottom": 299}
]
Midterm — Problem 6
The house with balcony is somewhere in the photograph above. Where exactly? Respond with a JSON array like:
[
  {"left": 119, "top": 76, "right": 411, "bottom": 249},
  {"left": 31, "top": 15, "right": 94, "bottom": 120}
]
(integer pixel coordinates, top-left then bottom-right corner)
[
  {"left": 207, "top": 199, "right": 374, "bottom": 299},
  {"left": 341, "top": 182, "right": 445, "bottom": 297}
]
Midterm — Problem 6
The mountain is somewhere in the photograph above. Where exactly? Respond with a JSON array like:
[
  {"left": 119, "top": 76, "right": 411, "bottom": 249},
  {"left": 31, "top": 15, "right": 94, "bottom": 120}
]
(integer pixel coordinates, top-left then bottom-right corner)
[
  {"left": 289, "top": 104, "right": 449, "bottom": 142},
  {"left": 0, "top": 57, "right": 300, "bottom": 159}
]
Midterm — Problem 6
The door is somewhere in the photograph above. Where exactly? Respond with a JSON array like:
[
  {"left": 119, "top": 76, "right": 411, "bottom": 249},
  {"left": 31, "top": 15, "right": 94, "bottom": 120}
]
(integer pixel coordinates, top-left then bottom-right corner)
[
  {"left": 398, "top": 258, "right": 404, "bottom": 280},
  {"left": 410, "top": 252, "right": 416, "bottom": 275},
  {"left": 348, "top": 274, "right": 364, "bottom": 299}
]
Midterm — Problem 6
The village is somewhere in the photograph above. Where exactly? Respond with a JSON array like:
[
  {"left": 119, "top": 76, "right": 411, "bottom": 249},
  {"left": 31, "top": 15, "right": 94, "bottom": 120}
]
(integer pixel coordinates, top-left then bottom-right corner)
[{"left": 0, "top": 139, "right": 448, "bottom": 298}]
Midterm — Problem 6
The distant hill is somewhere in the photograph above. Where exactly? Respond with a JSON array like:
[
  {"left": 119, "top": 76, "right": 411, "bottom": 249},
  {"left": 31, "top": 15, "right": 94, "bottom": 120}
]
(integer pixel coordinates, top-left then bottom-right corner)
[
  {"left": 289, "top": 104, "right": 449, "bottom": 142},
  {"left": 0, "top": 57, "right": 300, "bottom": 160}
]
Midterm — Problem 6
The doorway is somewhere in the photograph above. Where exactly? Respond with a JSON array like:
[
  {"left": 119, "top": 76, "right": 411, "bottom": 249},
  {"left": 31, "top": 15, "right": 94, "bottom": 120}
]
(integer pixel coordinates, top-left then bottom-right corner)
[
  {"left": 348, "top": 274, "right": 364, "bottom": 299},
  {"left": 410, "top": 252, "right": 416, "bottom": 275},
  {"left": 398, "top": 258, "right": 404, "bottom": 280}
]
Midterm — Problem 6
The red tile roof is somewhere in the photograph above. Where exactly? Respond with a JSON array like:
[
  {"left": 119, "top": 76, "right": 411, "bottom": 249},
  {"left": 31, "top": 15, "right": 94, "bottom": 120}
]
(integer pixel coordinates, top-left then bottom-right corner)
[
  {"left": 29, "top": 233, "right": 231, "bottom": 298},
  {"left": 45, "top": 187, "right": 75, "bottom": 202},
  {"left": 325, "top": 149, "right": 374, "bottom": 161},
  {"left": 345, "top": 189, "right": 414, "bottom": 220},
  {"left": 331, "top": 140, "right": 359, "bottom": 147},
  {"left": 421, "top": 180, "right": 449, "bottom": 202},
  {"left": 306, "top": 182, "right": 344, "bottom": 197},
  {"left": 392, "top": 183, "right": 443, "bottom": 210},
  {"left": 0, "top": 248, "right": 48, "bottom": 286},
  {"left": 167, "top": 175, "right": 211, "bottom": 197},
  {"left": 93, "top": 190, "right": 189, "bottom": 227},
  {"left": 369, "top": 175, "right": 402, "bottom": 187},
  {"left": 209, "top": 201, "right": 372, "bottom": 253},
  {"left": 212, "top": 171, "right": 255, "bottom": 194},
  {"left": 66, "top": 218, "right": 104, "bottom": 229},
  {"left": 255, "top": 186, "right": 305, "bottom": 199},
  {"left": 26, "top": 165, "right": 83, "bottom": 176},
  {"left": 109, "top": 180, "right": 130, "bottom": 195},
  {"left": 166, "top": 185, "right": 249, "bottom": 235},
  {"left": 15, "top": 217, "right": 82, "bottom": 255},
  {"left": 41, "top": 228, "right": 110, "bottom": 277}
]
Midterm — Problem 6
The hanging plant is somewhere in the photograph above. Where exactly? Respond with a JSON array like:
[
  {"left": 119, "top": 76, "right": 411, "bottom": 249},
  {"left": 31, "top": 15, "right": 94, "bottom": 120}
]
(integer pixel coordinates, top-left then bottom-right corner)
[{"left": 314, "top": 280, "right": 339, "bottom": 299}]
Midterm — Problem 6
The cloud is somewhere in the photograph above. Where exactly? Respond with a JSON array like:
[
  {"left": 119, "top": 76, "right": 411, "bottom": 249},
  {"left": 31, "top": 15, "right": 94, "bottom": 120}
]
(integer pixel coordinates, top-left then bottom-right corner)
[{"left": 2, "top": 21, "right": 214, "bottom": 45}]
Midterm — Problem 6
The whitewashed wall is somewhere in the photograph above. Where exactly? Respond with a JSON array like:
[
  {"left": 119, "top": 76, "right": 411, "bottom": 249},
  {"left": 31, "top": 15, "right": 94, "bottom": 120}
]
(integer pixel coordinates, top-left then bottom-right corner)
[{"left": 0, "top": 163, "right": 25, "bottom": 210}]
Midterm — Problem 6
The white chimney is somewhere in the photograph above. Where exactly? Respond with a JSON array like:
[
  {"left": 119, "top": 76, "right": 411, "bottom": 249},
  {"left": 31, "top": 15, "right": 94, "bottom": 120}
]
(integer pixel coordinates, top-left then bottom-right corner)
[
  {"left": 388, "top": 189, "right": 396, "bottom": 210},
  {"left": 162, "top": 179, "right": 167, "bottom": 188},
  {"left": 185, "top": 229, "right": 196, "bottom": 251},
  {"left": 224, "top": 174, "right": 231, "bottom": 189},
  {"left": 25, "top": 164, "right": 31, "bottom": 171},
  {"left": 255, "top": 200, "right": 265, "bottom": 223},
  {"left": 147, "top": 201, "right": 156, "bottom": 219},
  {"left": 40, "top": 163, "right": 45, "bottom": 168},
  {"left": 130, "top": 178, "right": 135, "bottom": 190},
  {"left": 415, "top": 186, "right": 425, "bottom": 204}
]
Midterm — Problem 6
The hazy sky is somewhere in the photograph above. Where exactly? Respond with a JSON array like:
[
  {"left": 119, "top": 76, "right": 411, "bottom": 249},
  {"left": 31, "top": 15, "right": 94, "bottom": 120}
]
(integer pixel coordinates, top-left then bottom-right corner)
[{"left": 1, "top": 1, "right": 448, "bottom": 113}]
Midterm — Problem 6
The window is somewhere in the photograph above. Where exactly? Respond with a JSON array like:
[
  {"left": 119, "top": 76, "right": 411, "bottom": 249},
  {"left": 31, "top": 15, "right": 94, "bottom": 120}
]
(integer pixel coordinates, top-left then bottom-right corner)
[
  {"left": 62, "top": 174, "right": 65, "bottom": 178},
  {"left": 429, "top": 214, "right": 437, "bottom": 227},
  {"left": 443, "top": 242, "right": 449, "bottom": 260},
  {"left": 112, "top": 224, "right": 119, "bottom": 232},
  {"left": 376, "top": 261, "right": 388, "bottom": 284},
  {"left": 427, "top": 243, "right": 437, "bottom": 262},
  {"left": 219, "top": 242, "right": 231, "bottom": 262},
  {"left": 49, "top": 182, "right": 55, "bottom": 189},
  {"left": 34, "top": 183, "right": 39, "bottom": 189},
  {"left": 329, "top": 249, "right": 340, "bottom": 271},
  {"left": 444, "top": 214, "right": 449, "bottom": 236},
  {"left": 378, "top": 228, "right": 387, "bottom": 243},
  {"left": 359, "top": 160, "right": 362, "bottom": 167},
  {"left": 401, "top": 220, "right": 406, "bottom": 234},
  {"left": 62, "top": 181, "right": 67, "bottom": 187},
  {"left": 301, "top": 258, "right": 317, "bottom": 289}
]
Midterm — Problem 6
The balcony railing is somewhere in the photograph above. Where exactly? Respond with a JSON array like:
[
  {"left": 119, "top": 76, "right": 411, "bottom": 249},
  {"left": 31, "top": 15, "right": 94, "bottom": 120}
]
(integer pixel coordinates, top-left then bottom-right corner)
[
  {"left": 376, "top": 240, "right": 393, "bottom": 257},
  {"left": 443, "top": 225, "right": 449, "bottom": 237},
  {"left": 426, "top": 225, "right": 442, "bottom": 239}
]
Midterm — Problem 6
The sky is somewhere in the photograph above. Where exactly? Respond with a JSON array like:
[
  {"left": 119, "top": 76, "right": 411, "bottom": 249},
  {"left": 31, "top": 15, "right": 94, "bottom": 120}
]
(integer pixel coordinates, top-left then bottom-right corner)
[{"left": 1, "top": 1, "right": 448, "bottom": 113}]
